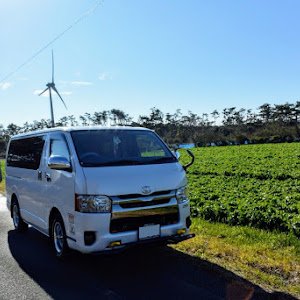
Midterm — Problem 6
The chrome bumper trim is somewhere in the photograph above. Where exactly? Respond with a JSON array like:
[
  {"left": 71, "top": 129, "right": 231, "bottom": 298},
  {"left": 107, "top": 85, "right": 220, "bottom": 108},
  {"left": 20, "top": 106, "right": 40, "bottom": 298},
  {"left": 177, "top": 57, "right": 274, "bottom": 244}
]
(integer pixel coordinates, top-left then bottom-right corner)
[{"left": 111, "top": 202, "right": 178, "bottom": 220}]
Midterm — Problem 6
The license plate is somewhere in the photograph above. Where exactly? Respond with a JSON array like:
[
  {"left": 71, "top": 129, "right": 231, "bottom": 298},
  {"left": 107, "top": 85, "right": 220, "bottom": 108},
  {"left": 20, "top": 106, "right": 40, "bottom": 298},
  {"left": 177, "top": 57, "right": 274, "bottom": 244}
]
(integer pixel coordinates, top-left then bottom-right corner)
[{"left": 139, "top": 224, "right": 160, "bottom": 240}]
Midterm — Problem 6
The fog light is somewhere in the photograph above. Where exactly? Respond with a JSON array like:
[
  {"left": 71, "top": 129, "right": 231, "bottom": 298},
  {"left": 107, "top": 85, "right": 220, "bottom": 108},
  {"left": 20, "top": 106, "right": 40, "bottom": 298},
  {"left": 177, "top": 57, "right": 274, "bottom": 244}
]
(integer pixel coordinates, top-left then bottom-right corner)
[
  {"left": 109, "top": 241, "right": 121, "bottom": 247},
  {"left": 84, "top": 231, "right": 96, "bottom": 246},
  {"left": 177, "top": 229, "right": 186, "bottom": 235}
]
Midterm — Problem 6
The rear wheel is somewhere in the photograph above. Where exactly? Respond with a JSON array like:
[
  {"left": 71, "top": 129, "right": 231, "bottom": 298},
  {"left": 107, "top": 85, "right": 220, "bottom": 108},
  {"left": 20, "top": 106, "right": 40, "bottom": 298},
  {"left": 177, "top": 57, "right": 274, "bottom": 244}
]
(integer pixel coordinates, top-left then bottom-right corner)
[
  {"left": 12, "top": 200, "right": 28, "bottom": 233},
  {"left": 52, "top": 214, "right": 69, "bottom": 258}
]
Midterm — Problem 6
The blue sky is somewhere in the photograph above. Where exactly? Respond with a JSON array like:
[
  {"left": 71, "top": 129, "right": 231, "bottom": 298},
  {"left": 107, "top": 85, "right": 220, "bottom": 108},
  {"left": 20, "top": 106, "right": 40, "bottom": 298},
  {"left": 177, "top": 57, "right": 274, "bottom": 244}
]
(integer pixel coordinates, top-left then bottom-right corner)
[{"left": 1, "top": 0, "right": 300, "bottom": 127}]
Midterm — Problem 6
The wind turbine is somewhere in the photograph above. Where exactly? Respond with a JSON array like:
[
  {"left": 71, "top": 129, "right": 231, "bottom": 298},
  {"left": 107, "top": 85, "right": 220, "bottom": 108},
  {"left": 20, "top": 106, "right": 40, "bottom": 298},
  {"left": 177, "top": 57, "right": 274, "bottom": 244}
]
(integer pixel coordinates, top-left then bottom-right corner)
[{"left": 38, "top": 50, "right": 67, "bottom": 127}]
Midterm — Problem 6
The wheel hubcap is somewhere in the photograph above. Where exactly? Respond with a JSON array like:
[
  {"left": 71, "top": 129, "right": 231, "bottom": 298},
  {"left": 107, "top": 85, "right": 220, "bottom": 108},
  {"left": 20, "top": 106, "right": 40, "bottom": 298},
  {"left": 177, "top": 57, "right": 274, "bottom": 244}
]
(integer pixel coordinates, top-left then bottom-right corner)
[
  {"left": 53, "top": 221, "right": 64, "bottom": 254},
  {"left": 13, "top": 205, "right": 19, "bottom": 228}
]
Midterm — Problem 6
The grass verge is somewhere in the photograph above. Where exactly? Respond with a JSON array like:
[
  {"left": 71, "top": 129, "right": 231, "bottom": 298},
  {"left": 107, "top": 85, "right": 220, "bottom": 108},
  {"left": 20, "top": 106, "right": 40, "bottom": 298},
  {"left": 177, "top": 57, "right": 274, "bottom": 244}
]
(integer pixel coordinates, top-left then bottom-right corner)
[
  {"left": 0, "top": 160, "right": 5, "bottom": 195},
  {"left": 172, "top": 218, "right": 300, "bottom": 298}
]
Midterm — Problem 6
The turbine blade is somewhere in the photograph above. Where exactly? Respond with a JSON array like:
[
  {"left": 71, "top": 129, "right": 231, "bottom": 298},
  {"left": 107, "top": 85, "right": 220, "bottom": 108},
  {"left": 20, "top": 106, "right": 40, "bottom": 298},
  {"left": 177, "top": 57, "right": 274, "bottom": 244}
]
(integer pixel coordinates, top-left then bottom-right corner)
[
  {"left": 38, "top": 87, "right": 49, "bottom": 96},
  {"left": 52, "top": 50, "right": 54, "bottom": 83},
  {"left": 52, "top": 86, "right": 67, "bottom": 109}
]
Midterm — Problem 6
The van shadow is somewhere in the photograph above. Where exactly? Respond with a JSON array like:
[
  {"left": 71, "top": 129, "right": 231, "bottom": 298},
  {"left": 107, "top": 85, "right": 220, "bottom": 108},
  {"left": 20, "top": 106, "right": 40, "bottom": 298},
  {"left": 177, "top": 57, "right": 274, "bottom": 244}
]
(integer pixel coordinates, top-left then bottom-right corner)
[{"left": 8, "top": 228, "right": 296, "bottom": 300}]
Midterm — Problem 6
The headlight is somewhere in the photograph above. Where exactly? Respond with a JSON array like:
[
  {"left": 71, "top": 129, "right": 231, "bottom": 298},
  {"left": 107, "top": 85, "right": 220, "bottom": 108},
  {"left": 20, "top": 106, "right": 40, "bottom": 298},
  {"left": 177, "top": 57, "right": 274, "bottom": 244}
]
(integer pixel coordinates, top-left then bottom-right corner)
[
  {"left": 75, "top": 195, "right": 112, "bottom": 213},
  {"left": 176, "top": 186, "right": 189, "bottom": 204}
]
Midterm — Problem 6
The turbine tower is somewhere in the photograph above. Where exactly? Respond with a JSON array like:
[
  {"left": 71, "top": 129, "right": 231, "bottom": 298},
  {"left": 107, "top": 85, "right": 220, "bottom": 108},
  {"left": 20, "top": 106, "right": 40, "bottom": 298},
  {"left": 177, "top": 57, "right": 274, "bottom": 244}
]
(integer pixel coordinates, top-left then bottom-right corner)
[{"left": 38, "top": 50, "right": 67, "bottom": 127}]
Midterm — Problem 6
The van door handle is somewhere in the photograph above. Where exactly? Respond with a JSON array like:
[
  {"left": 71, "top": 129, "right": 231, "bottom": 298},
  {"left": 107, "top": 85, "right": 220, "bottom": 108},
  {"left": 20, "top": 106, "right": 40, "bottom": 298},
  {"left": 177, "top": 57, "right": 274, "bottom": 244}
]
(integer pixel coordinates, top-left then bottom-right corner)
[
  {"left": 45, "top": 173, "right": 51, "bottom": 182},
  {"left": 38, "top": 171, "right": 42, "bottom": 181}
]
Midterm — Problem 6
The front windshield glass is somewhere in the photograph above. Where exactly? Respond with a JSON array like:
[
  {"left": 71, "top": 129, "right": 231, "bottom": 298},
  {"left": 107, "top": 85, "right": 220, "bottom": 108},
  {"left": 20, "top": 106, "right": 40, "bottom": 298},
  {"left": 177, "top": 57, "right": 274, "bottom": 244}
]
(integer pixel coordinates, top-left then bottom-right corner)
[{"left": 71, "top": 129, "right": 176, "bottom": 167}]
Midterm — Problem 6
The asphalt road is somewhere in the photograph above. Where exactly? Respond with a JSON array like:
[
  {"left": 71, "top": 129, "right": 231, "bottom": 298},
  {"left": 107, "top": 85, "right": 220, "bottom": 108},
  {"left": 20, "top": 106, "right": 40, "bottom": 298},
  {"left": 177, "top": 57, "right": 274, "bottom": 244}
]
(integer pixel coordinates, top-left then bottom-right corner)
[{"left": 0, "top": 195, "right": 296, "bottom": 300}]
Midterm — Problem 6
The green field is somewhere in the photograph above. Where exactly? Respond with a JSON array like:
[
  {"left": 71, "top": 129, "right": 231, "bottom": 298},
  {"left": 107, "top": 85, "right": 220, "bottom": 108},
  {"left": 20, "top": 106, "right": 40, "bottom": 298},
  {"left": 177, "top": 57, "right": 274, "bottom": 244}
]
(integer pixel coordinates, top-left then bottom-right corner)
[{"left": 180, "top": 143, "right": 300, "bottom": 237}]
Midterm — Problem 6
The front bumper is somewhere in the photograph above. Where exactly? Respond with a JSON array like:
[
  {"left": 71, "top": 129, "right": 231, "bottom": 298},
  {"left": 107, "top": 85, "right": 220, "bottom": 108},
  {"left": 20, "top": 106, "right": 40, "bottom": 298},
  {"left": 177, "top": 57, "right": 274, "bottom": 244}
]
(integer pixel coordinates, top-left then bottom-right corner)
[
  {"left": 90, "top": 232, "right": 196, "bottom": 255},
  {"left": 66, "top": 193, "right": 192, "bottom": 254}
]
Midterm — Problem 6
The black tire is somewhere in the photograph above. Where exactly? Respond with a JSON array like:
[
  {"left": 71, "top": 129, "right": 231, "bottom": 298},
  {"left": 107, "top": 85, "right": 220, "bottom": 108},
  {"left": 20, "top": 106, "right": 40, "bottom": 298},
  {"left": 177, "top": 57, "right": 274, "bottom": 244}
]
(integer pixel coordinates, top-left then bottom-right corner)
[
  {"left": 12, "top": 200, "right": 28, "bottom": 233},
  {"left": 51, "top": 213, "right": 69, "bottom": 258}
]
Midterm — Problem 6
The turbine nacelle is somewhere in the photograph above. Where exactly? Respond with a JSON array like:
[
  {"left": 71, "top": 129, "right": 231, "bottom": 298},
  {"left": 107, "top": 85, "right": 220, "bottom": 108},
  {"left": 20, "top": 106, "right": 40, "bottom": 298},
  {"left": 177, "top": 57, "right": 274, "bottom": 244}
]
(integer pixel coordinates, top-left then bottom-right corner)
[{"left": 37, "top": 51, "right": 67, "bottom": 127}]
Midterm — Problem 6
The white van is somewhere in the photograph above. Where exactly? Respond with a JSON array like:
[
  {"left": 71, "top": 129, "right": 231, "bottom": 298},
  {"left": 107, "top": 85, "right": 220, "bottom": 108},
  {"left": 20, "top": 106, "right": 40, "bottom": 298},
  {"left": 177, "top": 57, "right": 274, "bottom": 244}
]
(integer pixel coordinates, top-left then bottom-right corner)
[{"left": 6, "top": 127, "right": 195, "bottom": 257}]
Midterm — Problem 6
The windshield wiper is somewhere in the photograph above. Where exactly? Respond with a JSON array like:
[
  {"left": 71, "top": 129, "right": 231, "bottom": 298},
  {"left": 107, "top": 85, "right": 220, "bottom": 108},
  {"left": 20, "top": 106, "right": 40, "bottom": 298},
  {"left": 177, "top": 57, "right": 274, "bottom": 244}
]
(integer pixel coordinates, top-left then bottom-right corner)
[
  {"left": 81, "top": 160, "right": 143, "bottom": 167},
  {"left": 147, "top": 157, "right": 176, "bottom": 164},
  {"left": 81, "top": 158, "right": 176, "bottom": 167},
  {"left": 80, "top": 162, "right": 104, "bottom": 167},
  {"left": 105, "top": 159, "right": 142, "bottom": 166}
]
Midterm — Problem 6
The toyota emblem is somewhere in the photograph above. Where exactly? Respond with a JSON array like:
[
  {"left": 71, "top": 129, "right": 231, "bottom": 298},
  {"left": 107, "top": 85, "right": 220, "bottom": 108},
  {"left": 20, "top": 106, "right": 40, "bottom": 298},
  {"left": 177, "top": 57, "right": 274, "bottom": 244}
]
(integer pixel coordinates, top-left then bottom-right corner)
[{"left": 141, "top": 186, "right": 151, "bottom": 195}]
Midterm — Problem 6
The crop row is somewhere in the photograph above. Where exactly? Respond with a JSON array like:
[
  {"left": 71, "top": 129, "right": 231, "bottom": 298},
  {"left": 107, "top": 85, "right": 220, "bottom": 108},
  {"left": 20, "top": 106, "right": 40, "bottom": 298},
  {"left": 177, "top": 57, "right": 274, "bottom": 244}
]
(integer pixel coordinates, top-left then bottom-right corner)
[{"left": 181, "top": 144, "right": 300, "bottom": 236}]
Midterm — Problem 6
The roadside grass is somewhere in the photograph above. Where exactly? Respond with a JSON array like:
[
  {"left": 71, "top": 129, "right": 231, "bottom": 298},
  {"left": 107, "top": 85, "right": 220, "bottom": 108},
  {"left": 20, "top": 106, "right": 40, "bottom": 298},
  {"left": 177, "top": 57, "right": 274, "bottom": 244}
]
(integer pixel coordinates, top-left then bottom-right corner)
[
  {"left": 0, "top": 160, "right": 5, "bottom": 194},
  {"left": 172, "top": 218, "right": 300, "bottom": 298}
]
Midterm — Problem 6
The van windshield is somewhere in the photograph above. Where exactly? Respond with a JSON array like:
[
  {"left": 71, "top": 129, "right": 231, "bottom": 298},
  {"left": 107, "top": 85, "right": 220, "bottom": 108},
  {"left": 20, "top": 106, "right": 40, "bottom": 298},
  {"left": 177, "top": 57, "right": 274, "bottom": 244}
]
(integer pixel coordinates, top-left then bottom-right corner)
[{"left": 71, "top": 130, "right": 177, "bottom": 167}]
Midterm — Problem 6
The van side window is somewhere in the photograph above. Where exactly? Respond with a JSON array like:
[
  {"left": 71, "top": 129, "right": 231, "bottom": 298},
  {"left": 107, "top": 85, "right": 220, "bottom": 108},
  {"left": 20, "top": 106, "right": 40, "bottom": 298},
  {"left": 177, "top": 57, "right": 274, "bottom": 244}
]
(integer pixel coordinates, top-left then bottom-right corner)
[
  {"left": 50, "top": 135, "right": 70, "bottom": 159},
  {"left": 7, "top": 136, "right": 45, "bottom": 170}
]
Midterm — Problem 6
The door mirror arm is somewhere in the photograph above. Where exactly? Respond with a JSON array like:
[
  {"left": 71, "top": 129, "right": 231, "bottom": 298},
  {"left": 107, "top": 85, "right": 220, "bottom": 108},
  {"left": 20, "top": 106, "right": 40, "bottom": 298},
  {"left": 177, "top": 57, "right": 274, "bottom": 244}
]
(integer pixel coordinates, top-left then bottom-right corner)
[{"left": 183, "top": 150, "right": 195, "bottom": 171}]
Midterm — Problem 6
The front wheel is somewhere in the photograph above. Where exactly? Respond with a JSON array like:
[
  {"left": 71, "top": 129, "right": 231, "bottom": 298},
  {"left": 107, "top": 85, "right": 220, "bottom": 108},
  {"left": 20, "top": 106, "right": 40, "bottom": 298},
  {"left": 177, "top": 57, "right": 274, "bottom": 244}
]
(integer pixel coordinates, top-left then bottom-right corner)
[
  {"left": 12, "top": 200, "right": 28, "bottom": 233},
  {"left": 52, "top": 214, "right": 69, "bottom": 258}
]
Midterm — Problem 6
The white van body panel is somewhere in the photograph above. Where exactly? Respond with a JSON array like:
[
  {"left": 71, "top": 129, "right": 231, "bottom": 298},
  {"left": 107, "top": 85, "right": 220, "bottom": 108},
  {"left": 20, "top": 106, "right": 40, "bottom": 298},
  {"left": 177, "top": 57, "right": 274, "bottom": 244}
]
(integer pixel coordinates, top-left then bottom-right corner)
[
  {"left": 6, "top": 127, "right": 193, "bottom": 254},
  {"left": 6, "top": 133, "right": 49, "bottom": 233},
  {"left": 82, "top": 162, "right": 186, "bottom": 196}
]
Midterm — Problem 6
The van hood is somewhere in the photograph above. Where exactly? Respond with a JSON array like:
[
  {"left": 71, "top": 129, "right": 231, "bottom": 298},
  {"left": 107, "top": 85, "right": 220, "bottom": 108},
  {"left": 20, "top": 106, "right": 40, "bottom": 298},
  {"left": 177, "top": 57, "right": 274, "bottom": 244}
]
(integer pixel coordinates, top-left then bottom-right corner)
[{"left": 82, "top": 162, "right": 186, "bottom": 196}]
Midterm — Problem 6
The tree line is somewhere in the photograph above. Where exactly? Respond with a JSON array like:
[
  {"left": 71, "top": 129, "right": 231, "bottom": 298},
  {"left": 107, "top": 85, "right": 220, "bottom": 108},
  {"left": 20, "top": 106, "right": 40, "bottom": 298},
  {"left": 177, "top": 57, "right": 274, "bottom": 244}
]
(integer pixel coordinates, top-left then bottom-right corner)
[{"left": 1, "top": 102, "right": 300, "bottom": 157}]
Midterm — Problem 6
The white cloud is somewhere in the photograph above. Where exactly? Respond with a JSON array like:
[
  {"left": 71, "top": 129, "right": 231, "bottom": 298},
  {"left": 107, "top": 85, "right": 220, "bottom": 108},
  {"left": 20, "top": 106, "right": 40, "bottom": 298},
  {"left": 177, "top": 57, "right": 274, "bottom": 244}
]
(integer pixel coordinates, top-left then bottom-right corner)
[
  {"left": 99, "top": 72, "right": 112, "bottom": 80},
  {"left": 0, "top": 82, "right": 12, "bottom": 90},
  {"left": 33, "top": 89, "right": 72, "bottom": 97},
  {"left": 71, "top": 81, "right": 93, "bottom": 86}
]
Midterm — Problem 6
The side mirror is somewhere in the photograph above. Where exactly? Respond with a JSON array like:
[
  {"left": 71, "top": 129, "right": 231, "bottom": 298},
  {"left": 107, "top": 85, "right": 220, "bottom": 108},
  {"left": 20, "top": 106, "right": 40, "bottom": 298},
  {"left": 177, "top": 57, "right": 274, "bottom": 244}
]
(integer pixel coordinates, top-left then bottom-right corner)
[
  {"left": 48, "top": 155, "right": 72, "bottom": 171},
  {"left": 183, "top": 150, "right": 195, "bottom": 171},
  {"left": 172, "top": 151, "right": 180, "bottom": 160}
]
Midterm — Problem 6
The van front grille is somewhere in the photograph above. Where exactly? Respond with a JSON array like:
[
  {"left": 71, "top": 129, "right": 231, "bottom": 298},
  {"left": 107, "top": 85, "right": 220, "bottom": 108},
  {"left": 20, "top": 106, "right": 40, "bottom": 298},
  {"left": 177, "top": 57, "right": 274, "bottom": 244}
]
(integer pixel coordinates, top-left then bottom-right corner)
[
  {"left": 117, "top": 190, "right": 171, "bottom": 200},
  {"left": 110, "top": 213, "right": 178, "bottom": 233},
  {"left": 110, "top": 190, "right": 178, "bottom": 233},
  {"left": 119, "top": 198, "right": 170, "bottom": 209},
  {"left": 111, "top": 190, "right": 175, "bottom": 209}
]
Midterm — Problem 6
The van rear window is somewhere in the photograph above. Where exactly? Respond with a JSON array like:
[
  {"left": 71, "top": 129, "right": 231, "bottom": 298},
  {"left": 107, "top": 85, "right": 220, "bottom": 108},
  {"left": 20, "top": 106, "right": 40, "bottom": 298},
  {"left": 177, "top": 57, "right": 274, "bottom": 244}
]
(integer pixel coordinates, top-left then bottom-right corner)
[{"left": 7, "top": 136, "right": 45, "bottom": 170}]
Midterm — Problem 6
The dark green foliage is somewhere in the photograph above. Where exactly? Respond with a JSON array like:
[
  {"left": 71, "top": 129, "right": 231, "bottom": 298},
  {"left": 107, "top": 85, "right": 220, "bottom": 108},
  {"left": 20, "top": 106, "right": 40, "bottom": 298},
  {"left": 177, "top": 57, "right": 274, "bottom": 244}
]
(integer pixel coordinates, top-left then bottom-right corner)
[
  {"left": 181, "top": 144, "right": 300, "bottom": 236},
  {"left": 2, "top": 102, "right": 300, "bottom": 156}
]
